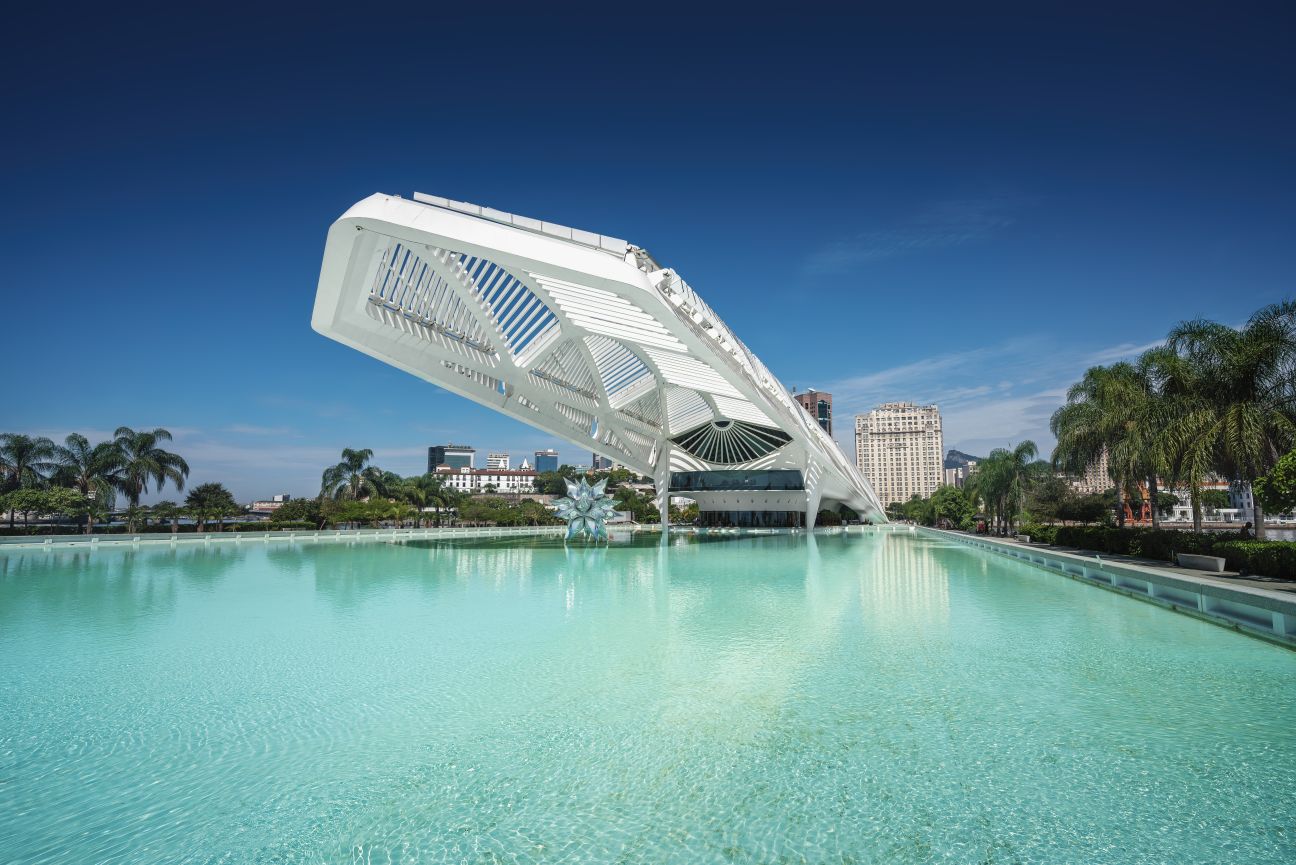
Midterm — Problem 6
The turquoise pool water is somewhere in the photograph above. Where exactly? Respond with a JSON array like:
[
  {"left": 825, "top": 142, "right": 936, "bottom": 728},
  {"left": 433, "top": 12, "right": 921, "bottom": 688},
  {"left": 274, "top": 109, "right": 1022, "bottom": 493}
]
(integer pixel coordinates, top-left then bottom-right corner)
[{"left": 1, "top": 530, "right": 1293, "bottom": 863}]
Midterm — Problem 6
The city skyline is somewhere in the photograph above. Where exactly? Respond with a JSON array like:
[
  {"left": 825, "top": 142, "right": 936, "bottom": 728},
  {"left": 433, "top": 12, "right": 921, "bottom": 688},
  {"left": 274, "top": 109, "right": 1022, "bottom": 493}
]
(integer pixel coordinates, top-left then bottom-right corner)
[{"left": 5, "top": 6, "right": 1291, "bottom": 501}]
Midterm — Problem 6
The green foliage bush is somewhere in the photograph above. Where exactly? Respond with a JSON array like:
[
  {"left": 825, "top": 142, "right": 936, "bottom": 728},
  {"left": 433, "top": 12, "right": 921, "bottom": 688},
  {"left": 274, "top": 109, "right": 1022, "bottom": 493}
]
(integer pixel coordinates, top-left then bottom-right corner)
[
  {"left": 1051, "top": 527, "right": 1296, "bottom": 577},
  {"left": 1254, "top": 449, "right": 1296, "bottom": 515},
  {"left": 1054, "top": 526, "right": 1108, "bottom": 551},
  {"left": 269, "top": 499, "right": 323, "bottom": 525},
  {"left": 227, "top": 521, "right": 316, "bottom": 532},
  {"left": 1017, "top": 522, "right": 1058, "bottom": 544},
  {"left": 1212, "top": 541, "right": 1296, "bottom": 579}
]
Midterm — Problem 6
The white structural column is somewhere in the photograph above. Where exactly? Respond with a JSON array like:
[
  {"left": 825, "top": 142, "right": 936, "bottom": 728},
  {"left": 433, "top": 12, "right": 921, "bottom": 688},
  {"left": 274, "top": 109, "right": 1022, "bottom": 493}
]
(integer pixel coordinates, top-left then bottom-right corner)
[
  {"left": 653, "top": 443, "right": 672, "bottom": 527},
  {"left": 312, "top": 192, "right": 886, "bottom": 525},
  {"left": 804, "top": 459, "right": 824, "bottom": 530}
]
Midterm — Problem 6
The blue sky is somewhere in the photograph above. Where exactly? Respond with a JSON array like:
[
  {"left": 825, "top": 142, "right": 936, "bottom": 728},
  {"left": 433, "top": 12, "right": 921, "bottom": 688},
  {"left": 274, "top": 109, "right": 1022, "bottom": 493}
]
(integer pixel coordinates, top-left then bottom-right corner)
[{"left": 3, "top": 4, "right": 1292, "bottom": 501}]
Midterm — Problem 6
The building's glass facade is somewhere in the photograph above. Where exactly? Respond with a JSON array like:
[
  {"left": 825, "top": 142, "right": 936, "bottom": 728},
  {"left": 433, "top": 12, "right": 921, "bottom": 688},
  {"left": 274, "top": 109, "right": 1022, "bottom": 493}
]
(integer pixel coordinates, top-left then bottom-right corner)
[
  {"left": 814, "top": 399, "right": 831, "bottom": 434},
  {"left": 698, "top": 510, "right": 805, "bottom": 528},
  {"left": 534, "top": 451, "right": 559, "bottom": 473},
  {"left": 668, "top": 470, "right": 805, "bottom": 492},
  {"left": 428, "top": 445, "right": 474, "bottom": 472}
]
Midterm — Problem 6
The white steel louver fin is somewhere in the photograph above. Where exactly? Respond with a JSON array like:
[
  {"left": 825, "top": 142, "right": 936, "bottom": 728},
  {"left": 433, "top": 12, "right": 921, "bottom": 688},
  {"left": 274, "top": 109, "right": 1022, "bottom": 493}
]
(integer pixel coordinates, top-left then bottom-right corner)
[
  {"left": 441, "top": 360, "right": 504, "bottom": 396},
  {"left": 711, "top": 395, "right": 774, "bottom": 426},
  {"left": 618, "top": 388, "right": 663, "bottom": 430},
  {"left": 618, "top": 425, "right": 655, "bottom": 456},
  {"left": 368, "top": 241, "right": 495, "bottom": 362},
  {"left": 445, "top": 251, "right": 561, "bottom": 365},
  {"left": 601, "top": 429, "right": 636, "bottom": 460},
  {"left": 584, "top": 335, "right": 655, "bottom": 408},
  {"left": 529, "top": 339, "right": 600, "bottom": 407},
  {"left": 533, "top": 275, "right": 687, "bottom": 352},
  {"left": 642, "top": 347, "right": 743, "bottom": 398},
  {"left": 670, "top": 420, "right": 792, "bottom": 465},
  {"left": 554, "top": 401, "right": 596, "bottom": 436},
  {"left": 664, "top": 387, "right": 713, "bottom": 434}
]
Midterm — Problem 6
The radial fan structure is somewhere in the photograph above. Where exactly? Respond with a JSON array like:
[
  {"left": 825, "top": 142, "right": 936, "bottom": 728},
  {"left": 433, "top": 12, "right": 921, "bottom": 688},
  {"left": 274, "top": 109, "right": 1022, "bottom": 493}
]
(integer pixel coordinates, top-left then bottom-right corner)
[{"left": 669, "top": 420, "right": 792, "bottom": 464}]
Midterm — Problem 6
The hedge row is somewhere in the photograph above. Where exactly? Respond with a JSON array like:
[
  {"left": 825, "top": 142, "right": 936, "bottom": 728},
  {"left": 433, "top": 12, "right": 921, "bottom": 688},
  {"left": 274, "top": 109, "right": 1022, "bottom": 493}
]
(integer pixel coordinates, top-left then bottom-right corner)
[
  {"left": 1048, "top": 526, "right": 1296, "bottom": 578},
  {"left": 1212, "top": 541, "right": 1296, "bottom": 579},
  {"left": 0, "top": 521, "right": 320, "bottom": 537}
]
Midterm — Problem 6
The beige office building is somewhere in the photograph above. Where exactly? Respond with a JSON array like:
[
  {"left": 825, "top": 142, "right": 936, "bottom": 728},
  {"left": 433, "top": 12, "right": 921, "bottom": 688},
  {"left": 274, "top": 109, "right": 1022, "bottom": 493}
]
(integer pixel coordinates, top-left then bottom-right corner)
[
  {"left": 855, "top": 403, "right": 944, "bottom": 506},
  {"left": 1067, "top": 449, "right": 1110, "bottom": 495}
]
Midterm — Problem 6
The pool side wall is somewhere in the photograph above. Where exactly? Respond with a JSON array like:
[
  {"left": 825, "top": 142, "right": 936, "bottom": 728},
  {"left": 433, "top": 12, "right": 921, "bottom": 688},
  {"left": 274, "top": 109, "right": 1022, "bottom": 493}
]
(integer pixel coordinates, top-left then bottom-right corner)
[
  {"left": 0, "top": 525, "right": 635, "bottom": 551},
  {"left": 923, "top": 528, "right": 1296, "bottom": 649}
]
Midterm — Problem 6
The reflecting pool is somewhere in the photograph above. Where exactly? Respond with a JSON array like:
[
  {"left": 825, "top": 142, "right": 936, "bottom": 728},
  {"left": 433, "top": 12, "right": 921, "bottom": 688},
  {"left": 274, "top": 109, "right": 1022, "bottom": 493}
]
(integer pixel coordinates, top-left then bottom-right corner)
[{"left": 1, "top": 530, "right": 1293, "bottom": 863}]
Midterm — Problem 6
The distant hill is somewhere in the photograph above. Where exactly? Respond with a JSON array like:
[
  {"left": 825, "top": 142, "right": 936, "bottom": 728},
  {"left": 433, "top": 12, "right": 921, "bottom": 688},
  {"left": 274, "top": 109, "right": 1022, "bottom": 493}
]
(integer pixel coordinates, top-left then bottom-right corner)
[{"left": 944, "top": 449, "right": 985, "bottom": 470}]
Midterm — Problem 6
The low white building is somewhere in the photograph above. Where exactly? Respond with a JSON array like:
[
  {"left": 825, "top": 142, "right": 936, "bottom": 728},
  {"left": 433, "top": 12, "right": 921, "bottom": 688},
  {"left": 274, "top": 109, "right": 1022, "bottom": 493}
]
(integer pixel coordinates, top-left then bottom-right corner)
[
  {"left": 435, "top": 466, "right": 537, "bottom": 494},
  {"left": 1230, "top": 481, "right": 1254, "bottom": 519},
  {"left": 1164, "top": 480, "right": 1246, "bottom": 523},
  {"left": 249, "top": 493, "right": 292, "bottom": 513}
]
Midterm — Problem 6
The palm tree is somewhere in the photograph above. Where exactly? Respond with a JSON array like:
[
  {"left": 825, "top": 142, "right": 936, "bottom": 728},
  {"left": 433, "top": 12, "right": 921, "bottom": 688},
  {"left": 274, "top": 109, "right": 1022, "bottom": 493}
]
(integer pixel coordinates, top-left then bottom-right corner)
[
  {"left": 968, "top": 441, "right": 1039, "bottom": 536},
  {"left": 1141, "top": 346, "right": 1216, "bottom": 531},
  {"left": 151, "top": 500, "right": 182, "bottom": 534},
  {"left": 1104, "top": 357, "right": 1172, "bottom": 529},
  {"left": 425, "top": 473, "right": 464, "bottom": 526},
  {"left": 113, "top": 427, "right": 190, "bottom": 527},
  {"left": 51, "top": 434, "right": 122, "bottom": 531},
  {"left": 1167, "top": 301, "right": 1296, "bottom": 540},
  {"left": 320, "top": 448, "right": 384, "bottom": 500},
  {"left": 372, "top": 470, "right": 404, "bottom": 499},
  {"left": 1050, "top": 365, "right": 1152, "bottom": 528},
  {"left": 0, "top": 433, "right": 56, "bottom": 527},
  {"left": 185, "top": 483, "right": 239, "bottom": 532},
  {"left": 389, "top": 477, "right": 427, "bottom": 525}
]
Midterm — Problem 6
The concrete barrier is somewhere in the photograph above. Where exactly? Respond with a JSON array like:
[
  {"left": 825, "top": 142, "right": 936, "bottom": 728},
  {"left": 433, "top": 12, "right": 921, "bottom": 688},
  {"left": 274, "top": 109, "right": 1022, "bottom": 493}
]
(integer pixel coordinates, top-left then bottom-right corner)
[
  {"left": 0, "top": 524, "right": 653, "bottom": 551},
  {"left": 1177, "top": 553, "right": 1226, "bottom": 573}
]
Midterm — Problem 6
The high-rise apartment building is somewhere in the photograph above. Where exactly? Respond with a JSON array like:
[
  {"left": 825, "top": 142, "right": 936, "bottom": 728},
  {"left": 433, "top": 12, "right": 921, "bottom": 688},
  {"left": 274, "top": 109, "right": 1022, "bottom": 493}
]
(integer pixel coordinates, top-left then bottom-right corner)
[
  {"left": 427, "top": 444, "right": 475, "bottom": 473},
  {"left": 793, "top": 389, "right": 832, "bottom": 435},
  {"left": 534, "top": 449, "right": 559, "bottom": 473},
  {"left": 486, "top": 452, "right": 510, "bottom": 470},
  {"left": 943, "top": 462, "right": 976, "bottom": 488},
  {"left": 1066, "top": 450, "right": 1110, "bottom": 495},
  {"left": 855, "top": 403, "right": 944, "bottom": 506}
]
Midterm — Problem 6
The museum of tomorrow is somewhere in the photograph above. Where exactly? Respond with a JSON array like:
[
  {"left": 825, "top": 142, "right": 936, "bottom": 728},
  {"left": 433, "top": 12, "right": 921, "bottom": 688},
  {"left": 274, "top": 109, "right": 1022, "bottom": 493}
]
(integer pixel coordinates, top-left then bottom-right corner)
[{"left": 312, "top": 193, "right": 885, "bottom": 527}]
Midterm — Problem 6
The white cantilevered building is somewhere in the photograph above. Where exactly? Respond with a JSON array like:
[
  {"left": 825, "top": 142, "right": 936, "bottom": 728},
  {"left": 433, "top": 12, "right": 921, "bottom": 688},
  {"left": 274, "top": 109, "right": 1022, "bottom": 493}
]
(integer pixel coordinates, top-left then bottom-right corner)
[{"left": 312, "top": 192, "right": 885, "bottom": 527}]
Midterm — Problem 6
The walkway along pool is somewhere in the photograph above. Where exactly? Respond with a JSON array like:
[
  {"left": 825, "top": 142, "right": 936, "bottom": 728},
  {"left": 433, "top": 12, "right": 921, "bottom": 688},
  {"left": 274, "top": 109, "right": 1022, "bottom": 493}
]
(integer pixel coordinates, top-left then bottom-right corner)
[{"left": 1, "top": 529, "right": 1293, "bottom": 863}]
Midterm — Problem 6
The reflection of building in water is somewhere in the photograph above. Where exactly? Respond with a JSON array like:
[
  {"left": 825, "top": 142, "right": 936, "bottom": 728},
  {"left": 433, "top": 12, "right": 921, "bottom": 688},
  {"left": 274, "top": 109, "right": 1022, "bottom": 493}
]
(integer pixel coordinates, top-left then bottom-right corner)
[
  {"left": 421, "top": 542, "right": 538, "bottom": 589},
  {"left": 855, "top": 531, "right": 950, "bottom": 630}
]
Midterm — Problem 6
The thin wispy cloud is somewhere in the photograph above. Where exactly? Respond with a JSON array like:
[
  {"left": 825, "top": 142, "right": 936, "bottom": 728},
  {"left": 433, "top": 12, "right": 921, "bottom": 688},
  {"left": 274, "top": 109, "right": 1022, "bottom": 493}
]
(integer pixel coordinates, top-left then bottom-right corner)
[
  {"left": 1082, "top": 339, "right": 1166, "bottom": 365},
  {"left": 804, "top": 197, "right": 1019, "bottom": 274},
  {"left": 819, "top": 335, "right": 1161, "bottom": 459},
  {"left": 225, "top": 423, "right": 296, "bottom": 437}
]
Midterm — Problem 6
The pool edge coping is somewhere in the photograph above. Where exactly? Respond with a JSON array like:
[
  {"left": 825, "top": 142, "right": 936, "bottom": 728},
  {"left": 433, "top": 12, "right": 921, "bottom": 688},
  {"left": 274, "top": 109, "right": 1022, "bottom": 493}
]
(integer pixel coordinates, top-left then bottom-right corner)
[
  {"left": 0, "top": 524, "right": 665, "bottom": 551},
  {"left": 921, "top": 528, "right": 1296, "bottom": 650}
]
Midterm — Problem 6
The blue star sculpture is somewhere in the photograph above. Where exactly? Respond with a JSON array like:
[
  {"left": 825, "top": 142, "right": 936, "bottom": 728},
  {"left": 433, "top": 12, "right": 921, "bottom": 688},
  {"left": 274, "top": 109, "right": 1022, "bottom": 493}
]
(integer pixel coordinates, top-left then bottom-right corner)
[{"left": 553, "top": 477, "right": 618, "bottom": 542}]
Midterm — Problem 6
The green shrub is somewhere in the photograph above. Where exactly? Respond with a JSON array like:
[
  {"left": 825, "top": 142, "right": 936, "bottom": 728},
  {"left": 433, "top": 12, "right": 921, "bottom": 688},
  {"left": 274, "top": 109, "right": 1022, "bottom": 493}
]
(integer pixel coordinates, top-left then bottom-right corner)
[
  {"left": 1212, "top": 541, "right": 1296, "bottom": 579},
  {"left": 1018, "top": 522, "right": 1057, "bottom": 544},
  {"left": 1048, "top": 528, "right": 1296, "bottom": 575},
  {"left": 222, "top": 521, "right": 316, "bottom": 532},
  {"left": 1053, "top": 526, "right": 1219, "bottom": 563}
]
